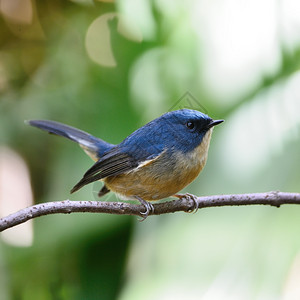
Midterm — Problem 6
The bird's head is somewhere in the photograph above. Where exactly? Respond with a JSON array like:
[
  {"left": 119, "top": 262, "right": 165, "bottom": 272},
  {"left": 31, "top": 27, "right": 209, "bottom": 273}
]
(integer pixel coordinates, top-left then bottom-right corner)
[{"left": 160, "top": 109, "right": 224, "bottom": 152}]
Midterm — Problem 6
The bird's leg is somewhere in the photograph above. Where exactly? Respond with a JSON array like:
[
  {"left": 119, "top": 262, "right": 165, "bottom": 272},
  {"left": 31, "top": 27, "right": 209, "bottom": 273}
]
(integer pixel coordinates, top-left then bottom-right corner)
[
  {"left": 134, "top": 196, "right": 154, "bottom": 221},
  {"left": 174, "top": 193, "right": 199, "bottom": 213},
  {"left": 98, "top": 185, "right": 110, "bottom": 198}
]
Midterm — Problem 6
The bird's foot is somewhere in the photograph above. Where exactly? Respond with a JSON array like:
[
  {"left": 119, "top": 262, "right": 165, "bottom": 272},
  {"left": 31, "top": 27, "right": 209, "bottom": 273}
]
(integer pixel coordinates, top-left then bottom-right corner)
[
  {"left": 134, "top": 196, "right": 154, "bottom": 221},
  {"left": 174, "top": 193, "right": 199, "bottom": 213}
]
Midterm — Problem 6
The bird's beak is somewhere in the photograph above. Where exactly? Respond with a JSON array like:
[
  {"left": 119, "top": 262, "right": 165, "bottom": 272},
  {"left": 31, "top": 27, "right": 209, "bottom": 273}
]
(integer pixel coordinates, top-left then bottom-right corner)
[{"left": 207, "top": 119, "right": 224, "bottom": 129}]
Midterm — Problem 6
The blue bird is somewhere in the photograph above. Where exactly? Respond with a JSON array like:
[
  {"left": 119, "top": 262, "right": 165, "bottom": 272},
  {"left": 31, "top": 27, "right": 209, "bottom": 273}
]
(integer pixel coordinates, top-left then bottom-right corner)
[{"left": 28, "top": 109, "right": 223, "bottom": 218}]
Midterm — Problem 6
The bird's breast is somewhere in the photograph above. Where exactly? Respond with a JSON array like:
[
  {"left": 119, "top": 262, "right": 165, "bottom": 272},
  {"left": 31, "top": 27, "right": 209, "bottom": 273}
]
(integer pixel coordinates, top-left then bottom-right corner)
[{"left": 183, "top": 128, "right": 213, "bottom": 171}]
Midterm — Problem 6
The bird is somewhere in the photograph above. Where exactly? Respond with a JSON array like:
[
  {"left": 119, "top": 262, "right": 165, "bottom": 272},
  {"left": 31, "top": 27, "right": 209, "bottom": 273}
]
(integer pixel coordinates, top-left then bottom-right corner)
[{"left": 27, "top": 109, "right": 223, "bottom": 219}]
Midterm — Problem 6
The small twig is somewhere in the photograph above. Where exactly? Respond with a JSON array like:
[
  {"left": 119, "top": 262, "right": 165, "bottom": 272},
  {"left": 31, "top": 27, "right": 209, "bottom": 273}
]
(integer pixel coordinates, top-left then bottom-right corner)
[{"left": 0, "top": 191, "right": 299, "bottom": 232}]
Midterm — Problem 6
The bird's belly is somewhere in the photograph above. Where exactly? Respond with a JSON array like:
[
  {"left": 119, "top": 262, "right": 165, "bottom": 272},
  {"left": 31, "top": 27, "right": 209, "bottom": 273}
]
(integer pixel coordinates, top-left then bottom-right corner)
[
  {"left": 104, "top": 131, "right": 212, "bottom": 201},
  {"left": 105, "top": 164, "right": 202, "bottom": 201}
]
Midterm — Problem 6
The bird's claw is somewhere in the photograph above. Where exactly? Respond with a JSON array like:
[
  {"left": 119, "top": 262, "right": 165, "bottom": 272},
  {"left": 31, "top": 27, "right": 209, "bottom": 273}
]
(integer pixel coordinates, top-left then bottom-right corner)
[
  {"left": 174, "top": 193, "right": 199, "bottom": 213},
  {"left": 134, "top": 196, "right": 154, "bottom": 221}
]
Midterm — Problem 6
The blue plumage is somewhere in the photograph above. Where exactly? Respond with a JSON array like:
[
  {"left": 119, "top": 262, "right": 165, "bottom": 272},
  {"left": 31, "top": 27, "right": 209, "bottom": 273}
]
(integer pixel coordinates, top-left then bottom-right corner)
[{"left": 119, "top": 109, "right": 213, "bottom": 160}]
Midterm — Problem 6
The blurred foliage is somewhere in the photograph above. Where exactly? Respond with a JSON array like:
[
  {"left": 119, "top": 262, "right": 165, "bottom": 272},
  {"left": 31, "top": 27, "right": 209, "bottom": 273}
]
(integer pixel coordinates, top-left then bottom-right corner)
[{"left": 0, "top": 0, "right": 300, "bottom": 299}]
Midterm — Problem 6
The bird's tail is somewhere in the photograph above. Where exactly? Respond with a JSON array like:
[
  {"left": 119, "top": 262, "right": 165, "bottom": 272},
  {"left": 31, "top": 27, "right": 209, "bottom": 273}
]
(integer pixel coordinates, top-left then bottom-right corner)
[{"left": 27, "top": 120, "right": 114, "bottom": 161}]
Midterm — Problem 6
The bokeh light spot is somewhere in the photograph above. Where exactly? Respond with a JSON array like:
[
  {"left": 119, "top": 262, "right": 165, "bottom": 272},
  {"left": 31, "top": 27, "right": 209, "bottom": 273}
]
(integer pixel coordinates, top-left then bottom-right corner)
[
  {"left": 0, "top": 147, "right": 33, "bottom": 247},
  {"left": 85, "top": 13, "right": 142, "bottom": 67},
  {"left": 0, "top": 0, "right": 33, "bottom": 24}
]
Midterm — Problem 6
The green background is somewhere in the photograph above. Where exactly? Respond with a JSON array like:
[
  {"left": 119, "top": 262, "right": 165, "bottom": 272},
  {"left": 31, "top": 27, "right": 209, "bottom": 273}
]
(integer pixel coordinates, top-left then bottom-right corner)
[{"left": 0, "top": 1, "right": 300, "bottom": 299}]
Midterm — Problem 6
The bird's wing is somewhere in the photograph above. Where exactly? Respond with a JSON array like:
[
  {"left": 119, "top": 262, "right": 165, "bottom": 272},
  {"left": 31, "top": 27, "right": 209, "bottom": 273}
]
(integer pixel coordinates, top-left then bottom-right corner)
[
  {"left": 71, "top": 126, "right": 167, "bottom": 193},
  {"left": 71, "top": 147, "right": 143, "bottom": 193}
]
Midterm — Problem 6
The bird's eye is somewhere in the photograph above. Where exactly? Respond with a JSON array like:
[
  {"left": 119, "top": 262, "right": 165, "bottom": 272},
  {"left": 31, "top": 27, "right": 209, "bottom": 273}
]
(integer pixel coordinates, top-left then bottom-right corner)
[{"left": 186, "top": 121, "right": 195, "bottom": 130}]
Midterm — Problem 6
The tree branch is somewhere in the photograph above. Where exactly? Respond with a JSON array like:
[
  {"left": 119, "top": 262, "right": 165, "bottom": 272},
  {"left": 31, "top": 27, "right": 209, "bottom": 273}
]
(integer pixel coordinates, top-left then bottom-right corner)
[{"left": 0, "top": 191, "right": 299, "bottom": 232}]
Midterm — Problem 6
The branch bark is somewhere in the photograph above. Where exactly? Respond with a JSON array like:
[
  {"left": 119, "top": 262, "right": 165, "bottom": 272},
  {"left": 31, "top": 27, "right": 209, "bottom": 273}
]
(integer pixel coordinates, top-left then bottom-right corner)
[{"left": 0, "top": 191, "right": 299, "bottom": 232}]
